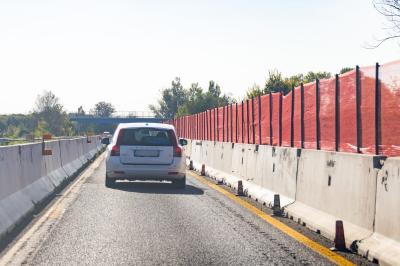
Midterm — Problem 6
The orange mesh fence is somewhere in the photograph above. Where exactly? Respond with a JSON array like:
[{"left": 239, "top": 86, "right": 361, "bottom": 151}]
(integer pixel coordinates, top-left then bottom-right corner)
[
  {"left": 281, "top": 92, "right": 292, "bottom": 147},
  {"left": 303, "top": 83, "right": 317, "bottom": 149},
  {"left": 232, "top": 103, "right": 238, "bottom": 142},
  {"left": 217, "top": 107, "right": 223, "bottom": 142},
  {"left": 238, "top": 101, "right": 244, "bottom": 143},
  {"left": 293, "top": 86, "right": 302, "bottom": 148},
  {"left": 338, "top": 70, "right": 357, "bottom": 152},
  {"left": 271, "top": 93, "right": 280, "bottom": 146},
  {"left": 243, "top": 100, "right": 249, "bottom": 143},
  {"left": 172, "top": 60, "right": 400, "bottom": 157},
  {"left": 359, "top": 66, "right": 376, "bottom": 154},
  {"left": 380, "top": 61, "right": 400, "bottom": 156},
  {"left": 319, "top": 78, "right": 336, "bottom": 151},
  {"left": 254, "top": 97, "right": 261, "bottom": 144},
  {"left": 260, "top": 94, "right": 271, "bottom": 145}
]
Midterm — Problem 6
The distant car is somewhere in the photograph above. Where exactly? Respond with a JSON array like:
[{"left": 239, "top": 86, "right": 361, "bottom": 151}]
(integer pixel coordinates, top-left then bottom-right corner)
[
  {"left": 102, "top": 123, "right": 187, "bottom": 188},
  {"left": 102, "top": 131, "right": 112, "bottom": 139}
]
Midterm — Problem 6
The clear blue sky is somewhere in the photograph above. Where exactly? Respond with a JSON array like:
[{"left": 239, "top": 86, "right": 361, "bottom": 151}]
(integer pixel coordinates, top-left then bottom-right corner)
[{"left": 0, "top": 0, "right": 398, "bottom": 114}]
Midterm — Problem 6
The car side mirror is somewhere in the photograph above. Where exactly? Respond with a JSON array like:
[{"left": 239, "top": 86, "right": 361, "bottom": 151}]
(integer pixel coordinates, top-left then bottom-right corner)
[
  {"left": 179, "top": 138, "right": 188, "bottom": 146},
  {"left": 101, "top": 138, "right": 110, "bottom": 145}
]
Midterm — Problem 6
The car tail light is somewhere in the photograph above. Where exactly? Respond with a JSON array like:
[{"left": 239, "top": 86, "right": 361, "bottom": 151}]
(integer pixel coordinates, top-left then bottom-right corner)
[
  {"left": 173, "top": 146, "right": 182, "bottom": 157},
  {"left": 110, "top": 129, "right": 124, "bottom": 156},
  {"left": 174, "top": 146, "right": 182, "bottom": 157},
  {"left": 110, "top": 145, "right": 120, "bottom": 156}
]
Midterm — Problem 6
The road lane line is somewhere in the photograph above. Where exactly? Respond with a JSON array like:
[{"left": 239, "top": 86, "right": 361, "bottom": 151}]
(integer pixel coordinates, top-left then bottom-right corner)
[{"left": 189, "top": 171, "right": 354, "bottom": 266}]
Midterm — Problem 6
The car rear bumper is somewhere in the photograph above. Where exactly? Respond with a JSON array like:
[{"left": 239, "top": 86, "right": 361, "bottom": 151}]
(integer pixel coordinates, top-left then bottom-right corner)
[{"left": 106, "top": 156, "right": 186, "bottom": 181}]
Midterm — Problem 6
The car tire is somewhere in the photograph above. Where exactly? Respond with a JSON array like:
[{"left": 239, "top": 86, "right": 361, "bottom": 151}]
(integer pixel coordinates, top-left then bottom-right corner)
[
  {"left": 174, "top": 176, "right": 186, "bottom": 189},
  {"left": 105, "top": 176, "right": 116, "bottom": 188}
]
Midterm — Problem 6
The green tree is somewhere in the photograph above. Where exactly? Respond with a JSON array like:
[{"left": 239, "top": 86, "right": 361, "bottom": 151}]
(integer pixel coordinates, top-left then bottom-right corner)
[
  {"left": 91, "top": 101, "right": 115, "bottom": 117},
  {"left": 33, "top": 91, "right": 73, "bottom": 136},
  {"left": 302, "top": 71, "right": 331, "bottom": 83},
  {"left": 150, "top": 78, "right": 234, "bottom": 118},
  {"left": 77, "top": 106, "right": 86, "bottom": 115},
  {"left": 246, "top": 70, "right": 332, "bottom": 99},
  {"left": 150, "top": 77, "right": 187, "bottom": 119},
  {"left": 246, "top": 84, "right": 263, "bottom": 99},
  {"left": 264, "top": 70, "right": 291, "bottom": 95},
  {"left": 339, "top": 67, "right": 354, "bottom": 74}
]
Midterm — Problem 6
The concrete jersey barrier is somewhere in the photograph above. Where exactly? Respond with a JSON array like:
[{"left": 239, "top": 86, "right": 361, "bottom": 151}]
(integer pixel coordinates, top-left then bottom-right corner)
[
  {"left": 186, "top": 138, "right": 400, "bottom": 265},
  {"left": 188, "top": 141, "right": 298, "bottom": 207},
  {"left": 358, "top": 157, "right": 400, "bottom": 266},
  {"left": 0, "top": 136, "right": 102, "bottom": 242},
  {"left": 285, "top": 149, "right": 378, "bottom": 249}
]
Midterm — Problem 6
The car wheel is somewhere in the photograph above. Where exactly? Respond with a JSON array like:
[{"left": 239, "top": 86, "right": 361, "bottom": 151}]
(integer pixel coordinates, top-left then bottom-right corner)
[
  {"left": 105, "top": 176, "right": 116, "bottom": 188},
  {"left": 174, "top": 176, "right": 186, "bottom": 189}
]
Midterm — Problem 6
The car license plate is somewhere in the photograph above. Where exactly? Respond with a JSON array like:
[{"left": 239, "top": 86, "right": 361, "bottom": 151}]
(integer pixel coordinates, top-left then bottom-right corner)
[{"left": 134, "top": 150, "right": 159, "bottom": 157}]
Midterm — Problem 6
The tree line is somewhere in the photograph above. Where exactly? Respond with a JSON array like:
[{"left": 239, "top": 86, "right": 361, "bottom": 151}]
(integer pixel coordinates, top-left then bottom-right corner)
[
  {"left": 149, "top": 78, "right": 235, "bottom": 119},
  {"left": 0, "top": 91, "right": 116, "bottom": 138},
  {"left": 150, "top": 67, "right": 353, "bottom": 119}
]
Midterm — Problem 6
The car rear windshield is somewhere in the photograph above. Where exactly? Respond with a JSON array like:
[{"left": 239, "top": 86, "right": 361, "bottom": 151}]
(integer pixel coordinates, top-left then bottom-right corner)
[{"left": 118, "top": 128, "right": 176, "bottom": 146}]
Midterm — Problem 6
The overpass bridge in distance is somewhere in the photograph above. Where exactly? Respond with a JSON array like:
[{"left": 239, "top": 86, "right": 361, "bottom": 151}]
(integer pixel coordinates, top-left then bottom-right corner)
[{"left": 69, "top": 111, "right": 165, "bottom": 125}]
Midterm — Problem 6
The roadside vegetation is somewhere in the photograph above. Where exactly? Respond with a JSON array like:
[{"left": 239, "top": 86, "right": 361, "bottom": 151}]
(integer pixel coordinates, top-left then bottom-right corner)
[
  {"left": 150, "top": 67, "right": 353, "bottom": 119},
  {"left": 149, "top": 78, "right": 235, "bottom": 119},
  {"left": 0, "top": 91, "right": 115, "bottom": 139}
]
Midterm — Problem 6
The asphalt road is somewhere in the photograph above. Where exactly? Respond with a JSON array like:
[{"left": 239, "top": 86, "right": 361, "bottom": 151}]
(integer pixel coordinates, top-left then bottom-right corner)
[{"left": 5, "top": 157, "right": 334, "bottom": 266}]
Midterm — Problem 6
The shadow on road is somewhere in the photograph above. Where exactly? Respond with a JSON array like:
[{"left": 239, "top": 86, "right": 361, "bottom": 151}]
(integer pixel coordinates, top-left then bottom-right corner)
[{"left": 110, "top": 181, "right": 204, "bottom": 195}]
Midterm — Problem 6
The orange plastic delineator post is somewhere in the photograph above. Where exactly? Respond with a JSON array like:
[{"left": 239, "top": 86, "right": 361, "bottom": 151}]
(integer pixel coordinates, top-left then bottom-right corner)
[
  {"left": 42, "top": 134, "right": 52, "bottom": 140},
  {"left": 42, "top": 139, "right": 52, "bottom": 156},
  {"left": 42, "top": 149, "right": 53, "bottom": 156}
]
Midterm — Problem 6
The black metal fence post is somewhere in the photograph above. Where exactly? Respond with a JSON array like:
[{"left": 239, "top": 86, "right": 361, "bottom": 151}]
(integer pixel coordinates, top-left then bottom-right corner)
[
  {"left": 375, "top": 62, "right": 381, "bottom": 155},
  {"left": 356, "top": 65, "right": 361, "bottom": 153},
  {"left": 300, "top": 83, "right": 305, "bottom": 149},
  {"left": 316, "top": 79, "right": 320, "bottom": 150}
]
